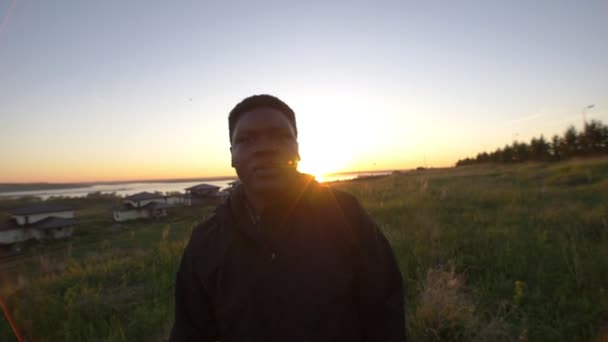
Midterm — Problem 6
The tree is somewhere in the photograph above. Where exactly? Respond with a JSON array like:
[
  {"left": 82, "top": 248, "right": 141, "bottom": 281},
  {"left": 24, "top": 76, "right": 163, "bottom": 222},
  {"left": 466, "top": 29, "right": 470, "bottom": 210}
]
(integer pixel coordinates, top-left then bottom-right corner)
[
  {"left": 501, "top": 144, "right": 515, "bottom": 163},
  {"left": 530, "top": 135, "right": 551, "bottom": 161},
  {"left": 512, "top": 141, "right": 530, "bottom": 162},
  {"left": 550, "top": 135, "right": 562, "bottom": 161},
  {"left": 582, "top": 120, "right": 608, "bottom": 155},
  {"left": 491, "top": 148, "right": 503, "bottom": 163},
  {"left": 476, "top": 152, "right": 490, "bottom": 163},
  {"left": 453, "top": 119, "right": 608, "bottom": 166},
  {"left": 563, "top": 126, "right": 578, "bottom": 158}
]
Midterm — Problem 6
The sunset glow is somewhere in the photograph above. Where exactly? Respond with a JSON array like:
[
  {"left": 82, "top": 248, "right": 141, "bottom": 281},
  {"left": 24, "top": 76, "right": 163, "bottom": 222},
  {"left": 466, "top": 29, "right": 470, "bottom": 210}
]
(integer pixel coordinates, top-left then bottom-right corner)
[{"left": 0, "top": 2, "right": 606, "bottom": 183}]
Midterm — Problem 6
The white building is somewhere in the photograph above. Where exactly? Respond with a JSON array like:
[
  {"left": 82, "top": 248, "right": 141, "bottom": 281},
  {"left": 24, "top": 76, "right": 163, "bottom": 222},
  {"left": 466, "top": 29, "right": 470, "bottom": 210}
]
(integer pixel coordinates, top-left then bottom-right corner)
[
  {"left": 184, "top": 183, "right": 227, "bottom": 205},
  {"left": 113, "top": 192, "right": 172, "bottom": 222},
  {"left": 0, "top": 203, "right": 77, "bottom": 246}
]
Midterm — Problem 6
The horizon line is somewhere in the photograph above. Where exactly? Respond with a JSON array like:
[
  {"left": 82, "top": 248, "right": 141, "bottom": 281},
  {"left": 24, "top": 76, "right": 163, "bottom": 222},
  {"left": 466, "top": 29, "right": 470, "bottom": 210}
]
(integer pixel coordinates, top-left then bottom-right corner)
[{"left": 0, "top": 167, "right": 441, "bottom": 185}]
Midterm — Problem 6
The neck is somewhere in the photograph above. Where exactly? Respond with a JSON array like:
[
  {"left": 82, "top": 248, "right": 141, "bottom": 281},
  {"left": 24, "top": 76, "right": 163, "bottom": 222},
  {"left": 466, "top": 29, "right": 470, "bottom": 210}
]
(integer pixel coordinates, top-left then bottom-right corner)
[
  {"left": 241, "top": 173, "right": 308, "bottom": 216},
  {"left": 243, "top": 186, "right": 273, "bottom": 216}
]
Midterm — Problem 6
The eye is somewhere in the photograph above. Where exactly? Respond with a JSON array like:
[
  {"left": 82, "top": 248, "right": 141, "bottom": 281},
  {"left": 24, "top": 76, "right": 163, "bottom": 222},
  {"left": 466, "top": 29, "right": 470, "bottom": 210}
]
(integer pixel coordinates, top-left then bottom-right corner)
[
  {"left": 239, "top": 136, "right": 256, "bottom": 144},
  {"left": 275, "top": 132, "right": 293, "bottom": 141}
]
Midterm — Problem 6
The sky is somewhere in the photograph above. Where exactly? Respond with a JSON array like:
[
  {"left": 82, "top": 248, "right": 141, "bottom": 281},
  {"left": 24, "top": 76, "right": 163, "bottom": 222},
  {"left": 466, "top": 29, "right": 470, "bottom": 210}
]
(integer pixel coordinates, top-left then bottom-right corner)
[{"left": 1, "top": 0, "right": 607, "bottom": 183}]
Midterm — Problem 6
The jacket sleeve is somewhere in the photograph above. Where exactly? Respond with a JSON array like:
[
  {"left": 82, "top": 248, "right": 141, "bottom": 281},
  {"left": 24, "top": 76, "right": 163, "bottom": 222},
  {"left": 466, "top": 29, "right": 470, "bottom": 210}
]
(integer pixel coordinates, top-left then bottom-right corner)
[
  {"left": 345, "top": 196, "right": 406, "bottom": 341},
  {"left": 169, "top": 238, "right": 220, "bottom": 342}
]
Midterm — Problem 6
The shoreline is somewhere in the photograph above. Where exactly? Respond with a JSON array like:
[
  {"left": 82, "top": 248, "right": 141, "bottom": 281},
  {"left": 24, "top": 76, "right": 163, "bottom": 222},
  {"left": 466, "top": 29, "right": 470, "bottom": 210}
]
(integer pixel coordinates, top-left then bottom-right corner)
[{"left": 0, "top": 176, "right": 238, "bottom": 193}]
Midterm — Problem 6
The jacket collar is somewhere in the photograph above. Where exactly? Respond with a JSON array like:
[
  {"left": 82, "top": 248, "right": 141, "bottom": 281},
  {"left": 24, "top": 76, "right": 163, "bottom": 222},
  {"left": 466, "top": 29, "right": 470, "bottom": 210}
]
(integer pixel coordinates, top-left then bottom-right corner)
[{"left": 223, "top": 173, "right": 317, "bottom": 246}]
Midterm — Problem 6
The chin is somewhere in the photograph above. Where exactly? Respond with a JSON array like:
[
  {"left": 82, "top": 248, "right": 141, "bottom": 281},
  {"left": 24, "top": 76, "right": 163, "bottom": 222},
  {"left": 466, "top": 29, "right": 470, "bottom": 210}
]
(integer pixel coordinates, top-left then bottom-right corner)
[{"left": 250, "top": 178, "right": 287, "bottom": 194}]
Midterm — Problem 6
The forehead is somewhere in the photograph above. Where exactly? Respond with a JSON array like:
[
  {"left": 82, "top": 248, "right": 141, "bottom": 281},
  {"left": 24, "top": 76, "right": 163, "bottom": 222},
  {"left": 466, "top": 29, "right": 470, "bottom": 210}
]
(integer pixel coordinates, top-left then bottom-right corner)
[{"left": 233, "top": 107, "right": 295, "bottom": 135}]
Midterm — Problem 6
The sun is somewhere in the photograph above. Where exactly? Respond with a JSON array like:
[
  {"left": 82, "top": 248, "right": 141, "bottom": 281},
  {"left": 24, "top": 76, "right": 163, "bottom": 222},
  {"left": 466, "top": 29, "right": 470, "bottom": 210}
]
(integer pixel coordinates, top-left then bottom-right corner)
[
  {"left": 297, "top": 159, "right": 328, "bottom": 182},
  {"left": 289, "top": 91, "right": 376, "bottom": 181},
  {"left": 297, "top": 136, "right": 351, "bottom": 182}
]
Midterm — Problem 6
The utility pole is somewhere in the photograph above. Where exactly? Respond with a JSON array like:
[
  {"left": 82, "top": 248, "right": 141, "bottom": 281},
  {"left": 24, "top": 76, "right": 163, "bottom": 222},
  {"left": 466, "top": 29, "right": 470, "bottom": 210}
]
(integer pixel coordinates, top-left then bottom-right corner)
[{"left": 582, "top": 104, "right": 595, "bottom": 128}]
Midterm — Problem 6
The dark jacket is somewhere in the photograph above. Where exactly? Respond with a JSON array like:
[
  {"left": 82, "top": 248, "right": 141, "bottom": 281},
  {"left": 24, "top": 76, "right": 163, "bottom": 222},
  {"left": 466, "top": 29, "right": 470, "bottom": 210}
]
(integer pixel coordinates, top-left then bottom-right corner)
[{"left": 170, "top": 175, "right": 405, "bottom": 341}]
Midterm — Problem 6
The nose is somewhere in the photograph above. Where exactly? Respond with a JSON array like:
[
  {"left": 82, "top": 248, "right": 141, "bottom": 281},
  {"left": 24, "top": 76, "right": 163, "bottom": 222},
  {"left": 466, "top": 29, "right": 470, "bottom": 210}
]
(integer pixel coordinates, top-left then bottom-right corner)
[{"left": 253, "top": 135, "right": 280, "bottom": 154}]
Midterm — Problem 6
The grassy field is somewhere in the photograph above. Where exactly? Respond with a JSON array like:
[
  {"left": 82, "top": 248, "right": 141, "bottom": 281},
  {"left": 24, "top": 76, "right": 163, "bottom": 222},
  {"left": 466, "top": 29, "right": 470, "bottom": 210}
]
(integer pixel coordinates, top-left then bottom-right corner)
[{"left": 1, "top": 158, "right": 607, "bottom": 341}]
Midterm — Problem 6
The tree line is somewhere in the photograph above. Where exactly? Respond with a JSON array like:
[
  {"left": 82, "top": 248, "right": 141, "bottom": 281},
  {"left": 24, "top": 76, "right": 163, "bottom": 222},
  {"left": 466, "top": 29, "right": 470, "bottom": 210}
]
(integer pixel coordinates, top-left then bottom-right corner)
[{"left": 456, "top": 119, "right": 608, "bottom": 166}]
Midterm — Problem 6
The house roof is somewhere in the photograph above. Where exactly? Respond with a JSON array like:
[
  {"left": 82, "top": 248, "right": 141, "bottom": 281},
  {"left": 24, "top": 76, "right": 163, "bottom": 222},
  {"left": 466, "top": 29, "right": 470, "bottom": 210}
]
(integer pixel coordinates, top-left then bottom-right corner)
[
  {"left": 125, "top": 192, "right": 165, "bottom": 201},
  {"left": 113, "top": 203, "right": 136, "bottom": 211},
  {"left": 141, "top": 202, "right": 170, "bottom": 210},
  {"left": 32, "top": 217, "right": 78, "bottom": 230},
  {"left": 9, "top": 203, "right": 74, "bottom": 216},
  {"left": 185, "top": 184, "right": 220, "bottom": 191},
  {"left": 0, "top": 217, "right": 77, "bottom": 232},
  {"left": 113, "top": 201, "right": 169, "bottom": 213}
]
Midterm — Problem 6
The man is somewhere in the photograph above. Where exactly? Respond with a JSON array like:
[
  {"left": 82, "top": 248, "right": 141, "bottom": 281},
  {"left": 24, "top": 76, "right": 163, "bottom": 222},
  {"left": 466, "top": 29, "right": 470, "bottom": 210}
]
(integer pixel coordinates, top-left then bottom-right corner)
[{"left": 170, "top": 94, "right": 405, "bottom": 341}]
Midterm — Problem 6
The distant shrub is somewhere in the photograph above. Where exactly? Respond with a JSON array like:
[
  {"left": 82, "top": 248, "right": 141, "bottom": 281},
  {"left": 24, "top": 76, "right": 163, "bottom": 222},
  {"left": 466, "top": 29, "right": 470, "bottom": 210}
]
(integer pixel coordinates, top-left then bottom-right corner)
[
  {"left": 413, "top": 266, "right": 478, "bottom": 340},
  {"left": 409, "top": 265, "right": 513, "bottom": 341}
]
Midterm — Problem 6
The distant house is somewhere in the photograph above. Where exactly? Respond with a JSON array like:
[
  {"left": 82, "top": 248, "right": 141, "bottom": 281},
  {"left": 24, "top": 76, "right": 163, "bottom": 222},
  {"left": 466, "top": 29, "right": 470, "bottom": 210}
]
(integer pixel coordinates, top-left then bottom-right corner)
[
  {"left": 113, "top": 192, "right": 172, "bottom": 222},
  {"left": 184, "top": 183, "right": 226, "bottom": 205},
  {"left": 0, "top": 203, "right": 77, "bottom": 246},
  {"left": 185, "top": 184, "right": 220, "bottom": 196},
  {"left": 165, "top": 193, "right": 185, "bottom": 206}
]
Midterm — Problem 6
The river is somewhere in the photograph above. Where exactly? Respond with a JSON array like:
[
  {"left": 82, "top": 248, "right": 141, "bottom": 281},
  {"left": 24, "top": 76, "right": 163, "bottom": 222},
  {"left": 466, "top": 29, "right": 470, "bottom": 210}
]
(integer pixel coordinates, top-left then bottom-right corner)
[{"left": 0, "top": 171, "right": 391, "bottom": 200}]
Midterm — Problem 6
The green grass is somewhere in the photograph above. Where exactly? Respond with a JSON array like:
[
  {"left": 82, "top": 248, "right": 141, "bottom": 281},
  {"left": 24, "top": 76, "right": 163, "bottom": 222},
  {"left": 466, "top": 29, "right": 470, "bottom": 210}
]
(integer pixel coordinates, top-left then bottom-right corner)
[
  {"left": 334, "top": 158, "right": 608, "bottom": 341},
  {"left": 1, "top": 157, "right": 608, "bottom": 341},
  {"left": 0, "top": 200, "right": 212, "bottom": 342}
]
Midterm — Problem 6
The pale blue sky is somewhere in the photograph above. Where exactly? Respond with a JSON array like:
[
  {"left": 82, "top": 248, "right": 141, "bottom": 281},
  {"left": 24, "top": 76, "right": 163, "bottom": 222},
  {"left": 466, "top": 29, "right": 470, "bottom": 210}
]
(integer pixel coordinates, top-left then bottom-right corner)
[{"left": 1, "top": 0, "right": 607, "bottom": 182}]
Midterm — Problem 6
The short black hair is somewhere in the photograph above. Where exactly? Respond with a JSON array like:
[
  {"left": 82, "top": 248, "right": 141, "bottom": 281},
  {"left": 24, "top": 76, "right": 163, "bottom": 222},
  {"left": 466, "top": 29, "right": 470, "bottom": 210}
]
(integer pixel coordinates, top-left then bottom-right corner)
[{"left": 228, "top": 94, "right": 298, "bottom": 142}]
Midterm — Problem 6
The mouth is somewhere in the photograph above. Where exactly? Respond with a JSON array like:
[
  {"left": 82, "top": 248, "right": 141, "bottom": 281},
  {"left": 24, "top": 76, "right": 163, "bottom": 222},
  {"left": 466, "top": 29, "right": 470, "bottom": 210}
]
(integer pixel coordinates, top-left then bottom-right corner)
[{"left": 253, "top": 161, "right": 296, "bottom": 177}]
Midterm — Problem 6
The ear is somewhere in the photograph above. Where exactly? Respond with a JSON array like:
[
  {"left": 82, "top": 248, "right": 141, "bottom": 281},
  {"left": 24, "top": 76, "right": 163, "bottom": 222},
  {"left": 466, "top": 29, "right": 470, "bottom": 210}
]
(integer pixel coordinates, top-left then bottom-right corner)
[
  {"left": 295, "top": 142, "right": 301, "bottom": 161},
  {"left": 230, "top": 146, "right": 235, "bottom": 167}
]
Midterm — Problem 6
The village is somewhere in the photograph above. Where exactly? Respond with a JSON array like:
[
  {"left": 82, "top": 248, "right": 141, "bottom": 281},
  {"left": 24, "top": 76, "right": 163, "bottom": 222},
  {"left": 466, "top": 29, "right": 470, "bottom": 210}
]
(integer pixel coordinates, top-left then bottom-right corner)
[{"left": 0, "top": 181, "right": 239, "bottom": 254}]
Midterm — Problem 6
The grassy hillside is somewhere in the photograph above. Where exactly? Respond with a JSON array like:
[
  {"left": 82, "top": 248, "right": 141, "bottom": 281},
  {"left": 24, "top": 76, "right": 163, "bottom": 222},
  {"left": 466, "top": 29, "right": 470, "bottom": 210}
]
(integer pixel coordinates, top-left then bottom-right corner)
[{"left": 1, "top": 158, "right": 608, "bottom": 341}]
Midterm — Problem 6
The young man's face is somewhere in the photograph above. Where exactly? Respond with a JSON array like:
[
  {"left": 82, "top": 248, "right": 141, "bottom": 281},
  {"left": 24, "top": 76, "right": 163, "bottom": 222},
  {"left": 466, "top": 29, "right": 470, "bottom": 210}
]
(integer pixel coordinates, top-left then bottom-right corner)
[{"left": 230, "top": 107, "right": 300, "bottom": 194}]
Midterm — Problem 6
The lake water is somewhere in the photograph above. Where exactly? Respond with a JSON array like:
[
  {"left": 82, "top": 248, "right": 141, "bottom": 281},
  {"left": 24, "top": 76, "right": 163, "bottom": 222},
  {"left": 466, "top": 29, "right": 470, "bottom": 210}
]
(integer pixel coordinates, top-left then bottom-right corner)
[{"left": 0, "top": 171, "right": 390, "bottom": 200}]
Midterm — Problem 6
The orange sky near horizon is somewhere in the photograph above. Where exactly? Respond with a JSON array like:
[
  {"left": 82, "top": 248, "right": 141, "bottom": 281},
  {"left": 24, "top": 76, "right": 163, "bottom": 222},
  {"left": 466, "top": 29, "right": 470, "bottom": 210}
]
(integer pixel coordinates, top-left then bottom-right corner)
[
  {"left": 1, "top": 2, "right": 607, "bottom": 183},
  {"left": 1, "top": 90, "right": 605, "bottom": 184},
  {"left": 1, "top": 89, "right": 605, "bottom": 184}
]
